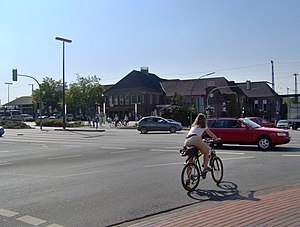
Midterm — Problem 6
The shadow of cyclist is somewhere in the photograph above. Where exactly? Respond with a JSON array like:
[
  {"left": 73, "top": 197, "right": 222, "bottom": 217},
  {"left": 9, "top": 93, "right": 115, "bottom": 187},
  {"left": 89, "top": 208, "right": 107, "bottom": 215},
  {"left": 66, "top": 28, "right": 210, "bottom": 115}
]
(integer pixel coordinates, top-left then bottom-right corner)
[{"left": 187, "top": 181, "right": 260, "bottom": 202}]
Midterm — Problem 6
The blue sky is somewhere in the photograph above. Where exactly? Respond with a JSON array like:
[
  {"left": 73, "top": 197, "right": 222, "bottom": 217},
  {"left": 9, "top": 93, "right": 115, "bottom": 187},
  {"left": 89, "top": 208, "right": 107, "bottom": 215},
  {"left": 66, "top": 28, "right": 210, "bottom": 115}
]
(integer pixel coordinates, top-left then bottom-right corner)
[{"left": 1, "top": 0, "right": 300, "bottom": 104}]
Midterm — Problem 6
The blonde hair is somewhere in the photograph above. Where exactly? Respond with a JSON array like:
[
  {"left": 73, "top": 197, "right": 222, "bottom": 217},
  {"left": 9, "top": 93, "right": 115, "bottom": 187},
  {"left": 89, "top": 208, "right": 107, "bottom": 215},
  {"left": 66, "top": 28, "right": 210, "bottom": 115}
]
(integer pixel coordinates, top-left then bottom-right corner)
[{"left": 192, "top": 113, "right": 207, "bottom": 128}]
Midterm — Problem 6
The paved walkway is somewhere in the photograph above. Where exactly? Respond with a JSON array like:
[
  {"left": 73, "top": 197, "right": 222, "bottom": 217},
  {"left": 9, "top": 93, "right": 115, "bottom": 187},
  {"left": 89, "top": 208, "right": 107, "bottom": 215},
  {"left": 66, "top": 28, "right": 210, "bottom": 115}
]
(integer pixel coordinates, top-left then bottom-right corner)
[{"left": 115, "top": 183, "right": 300, "bottom": 227}]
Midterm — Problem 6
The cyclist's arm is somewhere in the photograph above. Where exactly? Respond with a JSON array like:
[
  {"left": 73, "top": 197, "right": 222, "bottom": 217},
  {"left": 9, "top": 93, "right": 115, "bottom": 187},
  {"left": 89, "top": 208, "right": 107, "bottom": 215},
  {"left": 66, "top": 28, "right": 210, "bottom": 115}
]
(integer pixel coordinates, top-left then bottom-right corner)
[{"left": 205, "top": 128, "right": 220, "bottom": 140}]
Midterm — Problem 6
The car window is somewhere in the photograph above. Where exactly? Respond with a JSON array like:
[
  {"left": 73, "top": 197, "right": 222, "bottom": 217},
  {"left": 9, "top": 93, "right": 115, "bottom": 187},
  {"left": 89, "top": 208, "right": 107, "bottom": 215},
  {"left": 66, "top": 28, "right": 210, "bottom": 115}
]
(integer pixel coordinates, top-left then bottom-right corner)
[
  {"left": 214, "top": 120, "right": 227, "bottom": 128},
  {"left": 207, "top": 120, "right": 215, "bottom": 128}
]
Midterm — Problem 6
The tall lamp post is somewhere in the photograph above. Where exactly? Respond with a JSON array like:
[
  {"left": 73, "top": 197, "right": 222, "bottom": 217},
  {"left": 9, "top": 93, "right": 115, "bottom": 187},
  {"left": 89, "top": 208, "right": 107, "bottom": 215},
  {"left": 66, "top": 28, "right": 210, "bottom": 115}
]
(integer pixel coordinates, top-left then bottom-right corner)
[
  {"left": 55, "top": 36, "right": 72, "bottom": 129},
  {"left": 189, "top": 72, "right": 215, "bottom": 125},
  {"left": 5, "top": 82, "right": 13, "bottom": 103}
]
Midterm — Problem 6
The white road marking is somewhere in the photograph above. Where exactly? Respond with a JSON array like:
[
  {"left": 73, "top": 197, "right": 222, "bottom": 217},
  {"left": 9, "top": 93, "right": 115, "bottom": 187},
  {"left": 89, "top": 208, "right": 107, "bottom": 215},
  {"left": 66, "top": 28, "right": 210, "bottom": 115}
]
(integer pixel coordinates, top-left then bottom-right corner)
[
  {"left": 144, "top": 156, "right": 256, "bottom": 168},
  {"left": 0, "top": 151, "right": 9, "bottom": 153},
  {"left": 217, "top": 151, "right": 246, "bottom": 155},
  {"left": 47, "top": 154, "right": 82, "bottom": 160},
  {"left": 0, "top": 208, "right": 18, "bottom": 217},
  {"left": 59, "top": 170, "right": 103, "bottom": 177},
  {"left": 0, "top": 162, "right": 13, "bottom": 166},
  {"left": 282, "top": 154, "right": 300, "bottom": 157},
  {"left": 47, "top": 224, "right": 65, "bottom": 227},
  {"left": 17, "top": 215, "right": 46, "bottom": 225},
  {"left": 151, "top": 149, "right": 177, "bottom": 152},
  {"left": 61, "top": 145, "right": 81, "bottom": 148},
  {"left": 222, "top": 156, "right": 256, "bottom": 161},
  {"left": 144, "top": 162, "right": 182, "bottom": 168},
  {"left": 111, "top": 149, "right": 139, "bottom": 154},
  {"left": 101, "top": 147, "right": 126, "bottom": 150}
]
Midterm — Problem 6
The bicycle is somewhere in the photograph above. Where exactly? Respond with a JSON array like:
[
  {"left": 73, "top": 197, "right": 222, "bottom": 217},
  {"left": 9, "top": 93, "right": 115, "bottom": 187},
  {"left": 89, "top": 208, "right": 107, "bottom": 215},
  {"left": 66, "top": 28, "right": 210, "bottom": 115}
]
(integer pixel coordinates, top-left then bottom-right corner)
[
  {"left": 180, "top": 138, "right": 224, "bottom": 192},
  {"left": 110, "top": 120, "right": 122, "bottom": 128},
  {"left": 110, "top": 120, "right": 128, "bottom": 128}
]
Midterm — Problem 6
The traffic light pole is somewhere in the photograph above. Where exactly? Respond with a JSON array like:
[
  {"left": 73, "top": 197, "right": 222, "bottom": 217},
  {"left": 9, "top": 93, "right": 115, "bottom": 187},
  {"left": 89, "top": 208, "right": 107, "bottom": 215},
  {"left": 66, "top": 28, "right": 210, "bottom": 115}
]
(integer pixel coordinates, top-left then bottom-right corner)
[{"left": 12, "top": 70, "right": 43, "bottom": 130}]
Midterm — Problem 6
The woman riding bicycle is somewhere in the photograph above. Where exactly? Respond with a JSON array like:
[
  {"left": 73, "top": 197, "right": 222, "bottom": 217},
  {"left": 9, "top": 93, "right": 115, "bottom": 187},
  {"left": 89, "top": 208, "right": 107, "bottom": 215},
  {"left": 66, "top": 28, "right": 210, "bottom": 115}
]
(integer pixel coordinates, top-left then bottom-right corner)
[{"left": 184, "top": 113, "right": 220, "bottom": 172}]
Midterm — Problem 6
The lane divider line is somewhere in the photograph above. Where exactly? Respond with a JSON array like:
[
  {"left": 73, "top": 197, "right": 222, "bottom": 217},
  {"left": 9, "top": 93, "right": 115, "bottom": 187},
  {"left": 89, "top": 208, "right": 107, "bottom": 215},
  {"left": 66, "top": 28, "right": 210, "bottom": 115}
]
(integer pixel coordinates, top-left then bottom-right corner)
[
  {"left": 111, "top": 150, "right": 139, "bottom": 154},
  {"left": 48, "top": 154, "right": 82, "bottom": 160},
  {"left": 282, "top": 154, "right": 300, "bottom": 157},
  {"left": 222, "top": 156, "right": 256, "bottom": 161},
  {"left": 101, "top": 147, "right": 126, "bottom": 150},
  {"left": 0, "top": 208, "right": 18, "bottom": 217},
  {"left": 17, "top": 215, "right": 47, "bottom": 225}
]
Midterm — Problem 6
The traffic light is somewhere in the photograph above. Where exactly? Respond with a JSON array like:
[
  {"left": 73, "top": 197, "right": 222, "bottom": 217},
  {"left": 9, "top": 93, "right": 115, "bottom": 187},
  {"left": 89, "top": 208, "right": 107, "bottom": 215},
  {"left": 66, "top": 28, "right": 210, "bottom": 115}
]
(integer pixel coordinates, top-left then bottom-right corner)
[{"left": 12, "top": 69, "right": 18, "bottom": 81}]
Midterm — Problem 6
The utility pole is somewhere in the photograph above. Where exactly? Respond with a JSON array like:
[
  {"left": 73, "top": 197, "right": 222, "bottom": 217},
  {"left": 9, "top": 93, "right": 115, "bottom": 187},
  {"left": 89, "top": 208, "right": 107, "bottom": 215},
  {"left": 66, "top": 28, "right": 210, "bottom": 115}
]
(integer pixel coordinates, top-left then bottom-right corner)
[
  {"left": 271, "top": 60, "right": 275, "bottom": 90},
  {"left": 294, "top": 73, "right": 298, "bottom": 96},
  {"left": 5, "top": 82, "right": 13, "bottom": 103}
]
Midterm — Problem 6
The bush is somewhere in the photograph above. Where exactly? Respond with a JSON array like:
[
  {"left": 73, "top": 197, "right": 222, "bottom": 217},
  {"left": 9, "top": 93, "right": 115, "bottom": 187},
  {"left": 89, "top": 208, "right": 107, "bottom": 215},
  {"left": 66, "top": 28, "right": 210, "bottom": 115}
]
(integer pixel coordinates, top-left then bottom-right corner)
[
  {"left": 35, "top": 119, "right": 84, "bottom": 127},
  {"left": 0, "top": 120, "right": 32, "bottom": 129}
]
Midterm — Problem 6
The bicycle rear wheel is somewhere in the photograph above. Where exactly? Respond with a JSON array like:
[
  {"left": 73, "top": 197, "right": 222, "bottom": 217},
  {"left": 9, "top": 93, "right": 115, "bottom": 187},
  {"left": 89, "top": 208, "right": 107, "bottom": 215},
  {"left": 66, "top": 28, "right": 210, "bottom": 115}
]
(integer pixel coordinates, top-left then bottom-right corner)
[
  {"left": 210, "top": 156, "right": 224, "bottom": 184},
  {"left": 181, "top": 163, "right": 200, "bottom": 191}
]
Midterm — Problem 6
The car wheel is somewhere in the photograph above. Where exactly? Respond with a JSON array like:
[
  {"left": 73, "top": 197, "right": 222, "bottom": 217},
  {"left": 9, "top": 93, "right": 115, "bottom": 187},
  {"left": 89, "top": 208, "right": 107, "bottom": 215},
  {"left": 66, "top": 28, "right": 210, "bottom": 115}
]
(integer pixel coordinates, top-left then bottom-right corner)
[
  {"left": 257, "top": 136, "right": 273, "bottom": 151},
  {"left": 140, "top": 126, "right": 148, "bottom": 134},
  {"left": 169, "top": 126, "right": 177, "bottom": 133}
]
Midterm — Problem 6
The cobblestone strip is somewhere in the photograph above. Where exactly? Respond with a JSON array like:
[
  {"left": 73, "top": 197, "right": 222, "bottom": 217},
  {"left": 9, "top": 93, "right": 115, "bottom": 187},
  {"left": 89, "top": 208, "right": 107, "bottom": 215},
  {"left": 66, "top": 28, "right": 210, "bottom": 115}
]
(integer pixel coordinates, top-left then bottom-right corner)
[{"left": 128, "top": 185, "right": 300, "bottom": 227}]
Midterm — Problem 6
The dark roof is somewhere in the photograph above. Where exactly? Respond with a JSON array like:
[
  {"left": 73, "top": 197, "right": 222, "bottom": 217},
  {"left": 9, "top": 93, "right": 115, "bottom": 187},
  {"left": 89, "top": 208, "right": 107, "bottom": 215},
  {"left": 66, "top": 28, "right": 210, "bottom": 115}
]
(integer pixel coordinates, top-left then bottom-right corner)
[
  {"left": 104, "top": 70, "right": 166, "bottom": 94},
  {"left": 160, "top": 77, "right": 233, "bottom": 97},
  {"left": 3, "top": 96, "right": 33, "bottom": 106},
  {"left": 236, "top": 81, "right": 277, "bottom": 98}
]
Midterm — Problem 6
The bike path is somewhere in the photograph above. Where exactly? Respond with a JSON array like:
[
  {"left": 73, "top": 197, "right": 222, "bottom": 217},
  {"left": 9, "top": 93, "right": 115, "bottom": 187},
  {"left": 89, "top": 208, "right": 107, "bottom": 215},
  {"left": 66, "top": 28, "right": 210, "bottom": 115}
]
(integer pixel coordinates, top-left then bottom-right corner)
[{"left": 114, "top": 183, "right": 300, "bottom": 227}]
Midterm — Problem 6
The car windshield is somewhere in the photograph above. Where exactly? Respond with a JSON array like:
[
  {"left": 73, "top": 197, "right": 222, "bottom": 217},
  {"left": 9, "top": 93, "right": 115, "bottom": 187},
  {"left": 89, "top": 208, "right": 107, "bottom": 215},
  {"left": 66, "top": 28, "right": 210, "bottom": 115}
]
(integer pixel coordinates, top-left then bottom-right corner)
[{"left": 243, "top": 118, "right": 261, "bottom": 128}]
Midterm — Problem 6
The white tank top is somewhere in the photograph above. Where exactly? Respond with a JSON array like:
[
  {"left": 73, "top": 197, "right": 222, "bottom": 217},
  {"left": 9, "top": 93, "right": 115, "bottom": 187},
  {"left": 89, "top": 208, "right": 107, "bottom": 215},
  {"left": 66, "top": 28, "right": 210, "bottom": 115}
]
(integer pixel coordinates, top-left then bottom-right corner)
[{"left": 187, "top": 126, "right": 207, "bottom": 137}]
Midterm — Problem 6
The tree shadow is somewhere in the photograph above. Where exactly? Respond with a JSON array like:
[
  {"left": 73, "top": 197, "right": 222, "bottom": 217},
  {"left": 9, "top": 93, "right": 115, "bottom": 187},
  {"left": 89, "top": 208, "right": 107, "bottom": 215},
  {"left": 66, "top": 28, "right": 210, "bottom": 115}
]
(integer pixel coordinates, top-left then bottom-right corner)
[{"left": 187, "top": 181, "right": 261, "bottom": 202}]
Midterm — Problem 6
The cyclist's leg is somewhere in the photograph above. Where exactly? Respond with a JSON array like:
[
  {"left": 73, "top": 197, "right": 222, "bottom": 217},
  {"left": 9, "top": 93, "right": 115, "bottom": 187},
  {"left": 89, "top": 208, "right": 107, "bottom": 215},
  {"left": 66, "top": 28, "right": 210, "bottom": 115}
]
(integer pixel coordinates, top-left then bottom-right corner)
[{"left": 195, "top": 139, "right": 210, "bottom": 170}]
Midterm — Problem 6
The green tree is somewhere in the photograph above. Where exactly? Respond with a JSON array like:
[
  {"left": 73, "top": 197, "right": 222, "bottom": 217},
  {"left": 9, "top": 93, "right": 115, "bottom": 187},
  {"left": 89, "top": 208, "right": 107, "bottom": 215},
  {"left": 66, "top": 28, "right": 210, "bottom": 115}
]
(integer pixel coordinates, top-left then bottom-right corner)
[
  {"left": 32, "top": 77, "right": 62, "bottom": 116},
  {"left": 227, "top": 92, "right": 241, "bottom": 117},
  {"left": 160, "top": 92, "right": 190, "bottom": 126},
  {"left": 66, "top": 74, "right": 104, "bottom": 117}
]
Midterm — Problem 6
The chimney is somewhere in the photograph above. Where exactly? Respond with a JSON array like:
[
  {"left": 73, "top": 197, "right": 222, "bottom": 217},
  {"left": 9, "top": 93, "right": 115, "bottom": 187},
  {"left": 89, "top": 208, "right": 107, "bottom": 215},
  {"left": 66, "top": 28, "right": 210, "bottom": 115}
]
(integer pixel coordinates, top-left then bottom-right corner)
[{"left": 141, "top": 67, "right": 149, "bottom": 75}]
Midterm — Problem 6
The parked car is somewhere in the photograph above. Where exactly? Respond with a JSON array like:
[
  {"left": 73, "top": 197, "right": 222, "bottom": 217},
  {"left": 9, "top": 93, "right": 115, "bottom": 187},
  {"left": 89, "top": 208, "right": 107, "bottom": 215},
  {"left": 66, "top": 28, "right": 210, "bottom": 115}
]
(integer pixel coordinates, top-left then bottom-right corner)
[
  {"left": 137, "top": 116, "right": 182, "bottom": 134},
  {"left": 247, "top": 117, "right": 276, "bottom": 128},
  {"left": 0, "top": 126, "right": 4, "bottom": 137},
  {"left": 21, "top": 114, "right": 34, "bottom": 121},
  {"left": 204, "top": 117, "right": 290, "bottom": 150},
  {"left": 166, "top": 119, "right": 182, "bottom": 127},
  {"left": 67, "top": 114, "right": 74, "bottom": 121},
  {"left": 276, "top": 120, "right": 290, "bottom": 129}
]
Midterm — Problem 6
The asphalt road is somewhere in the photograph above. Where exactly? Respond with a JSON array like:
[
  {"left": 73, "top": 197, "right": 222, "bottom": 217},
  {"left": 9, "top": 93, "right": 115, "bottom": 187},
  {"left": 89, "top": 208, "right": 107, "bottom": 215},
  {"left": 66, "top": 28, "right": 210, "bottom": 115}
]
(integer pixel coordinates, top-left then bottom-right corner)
[{"left": 1, "top": 127, "right": 300, "bottom": 226}]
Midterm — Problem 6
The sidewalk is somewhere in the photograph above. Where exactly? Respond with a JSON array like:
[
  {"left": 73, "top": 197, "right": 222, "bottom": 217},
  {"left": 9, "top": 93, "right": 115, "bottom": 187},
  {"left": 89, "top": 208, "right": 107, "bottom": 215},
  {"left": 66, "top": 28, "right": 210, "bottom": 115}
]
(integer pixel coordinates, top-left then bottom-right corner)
[{"left": 115, "top": 183, "right": 300, "bottom": 227}]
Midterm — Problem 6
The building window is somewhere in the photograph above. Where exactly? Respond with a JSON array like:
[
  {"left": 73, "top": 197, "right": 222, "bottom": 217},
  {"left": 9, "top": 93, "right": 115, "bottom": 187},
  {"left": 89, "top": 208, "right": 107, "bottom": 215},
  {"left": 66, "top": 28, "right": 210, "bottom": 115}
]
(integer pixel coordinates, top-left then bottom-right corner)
[
  {"left": 109, "top": 96, "right": 113, "bottom": 107},
  {"left": 138, "top": 94, "right": 144, "bottom": 104},
  {"left": 131, "top": 94, "right": 137, "bottom": 104},
  {"left": 120, "top": 95, "right": 124, "bottom": 105},
  {"left": 125, "top": 95, "right": 130, "bottom": 105},
  {"left": 114, "top": 95, "right": 118, "bottom": 105},
  {"left": 254, "top": 100, "right": 258, "bottom": 109},
  {"left": 263, "top": 100, "right": 267, "bottom": 111}
]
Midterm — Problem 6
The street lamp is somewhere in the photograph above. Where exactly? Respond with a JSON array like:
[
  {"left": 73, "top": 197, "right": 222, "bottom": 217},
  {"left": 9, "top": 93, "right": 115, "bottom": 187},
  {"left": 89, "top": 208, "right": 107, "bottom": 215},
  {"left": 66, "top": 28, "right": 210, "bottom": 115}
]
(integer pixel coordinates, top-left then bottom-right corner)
[
  {"left": 55, "top": 36, "right": 72, "bottom": 129},
  {"left": 5, "top": 82, "right": 13, "bottom": 103},
  {"left": 189, "top": 72, "right": 215, "bottom": 125}
]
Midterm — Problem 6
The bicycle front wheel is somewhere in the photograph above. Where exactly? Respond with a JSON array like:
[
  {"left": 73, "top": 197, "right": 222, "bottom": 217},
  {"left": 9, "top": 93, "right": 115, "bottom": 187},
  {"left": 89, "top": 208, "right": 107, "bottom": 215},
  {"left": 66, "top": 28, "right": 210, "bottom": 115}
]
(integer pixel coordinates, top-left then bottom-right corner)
[
  {"left": 181, "top": 163, "right": 200, "bottom": 192},
  {"left": 210, "top": 156, "right": 224, "bottom": 184}
]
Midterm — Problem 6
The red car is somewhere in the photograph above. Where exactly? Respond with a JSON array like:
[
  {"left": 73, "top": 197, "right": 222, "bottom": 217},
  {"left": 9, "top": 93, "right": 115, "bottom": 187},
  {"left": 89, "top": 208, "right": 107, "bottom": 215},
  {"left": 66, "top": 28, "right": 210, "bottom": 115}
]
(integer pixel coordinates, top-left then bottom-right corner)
[
  {"left": 247, "top": 117, "right": 276, "bottom": 128},
  {"left": 204, "top": 118, "right": 290, "bottom": 150}
]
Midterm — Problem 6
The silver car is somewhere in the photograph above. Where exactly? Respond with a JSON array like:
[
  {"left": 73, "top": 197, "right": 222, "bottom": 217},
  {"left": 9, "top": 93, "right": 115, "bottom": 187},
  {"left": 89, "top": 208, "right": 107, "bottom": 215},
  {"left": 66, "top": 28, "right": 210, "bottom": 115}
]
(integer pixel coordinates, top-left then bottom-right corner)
[
  {"left": 137, "top": 116, "right": 182, "bottom": 134},
  {"left": 276, "top": 120, "right": 290, "bottom": 129}
]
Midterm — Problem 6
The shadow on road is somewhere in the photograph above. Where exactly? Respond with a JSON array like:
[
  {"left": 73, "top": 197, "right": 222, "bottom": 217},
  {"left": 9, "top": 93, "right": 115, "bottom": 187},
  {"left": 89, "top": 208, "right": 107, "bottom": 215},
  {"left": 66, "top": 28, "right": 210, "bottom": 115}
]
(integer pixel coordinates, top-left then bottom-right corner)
[
  {"left": 217, "top": 145, "right": 300, "bottom": 152},
  {"left": 187, "top": 181, "right": 261, "bottom": 202}
]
